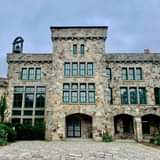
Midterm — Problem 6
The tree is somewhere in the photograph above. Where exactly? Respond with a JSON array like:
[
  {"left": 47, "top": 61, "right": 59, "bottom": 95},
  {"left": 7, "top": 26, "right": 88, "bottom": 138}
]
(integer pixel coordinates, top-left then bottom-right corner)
[{"left": 0, "top": 96, "right": 7, "bottom": 122}]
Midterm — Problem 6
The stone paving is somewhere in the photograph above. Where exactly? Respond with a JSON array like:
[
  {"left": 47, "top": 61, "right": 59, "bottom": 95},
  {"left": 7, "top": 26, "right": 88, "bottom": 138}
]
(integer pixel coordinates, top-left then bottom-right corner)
[{"left": 0, "top": 140, "right": 160, "bottom": 160}]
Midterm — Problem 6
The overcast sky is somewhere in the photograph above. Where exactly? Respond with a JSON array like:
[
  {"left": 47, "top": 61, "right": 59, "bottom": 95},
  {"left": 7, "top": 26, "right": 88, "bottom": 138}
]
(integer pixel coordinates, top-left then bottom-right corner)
[{"left": 0, "top": 0, "right": 160, "bottom": 77}]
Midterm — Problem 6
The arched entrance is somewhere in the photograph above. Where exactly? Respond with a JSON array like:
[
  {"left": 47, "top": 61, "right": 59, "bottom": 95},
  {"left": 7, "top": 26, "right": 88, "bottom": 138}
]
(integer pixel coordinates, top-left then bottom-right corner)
[
  {"left": 66, "top": 113, "right": 92, "bottom": 138},
  {"left": 114, "top": 114, "right": 134, "bottom": 139},
  {"left": 142, "top": 114, "right": 160, "bottom": 138}
]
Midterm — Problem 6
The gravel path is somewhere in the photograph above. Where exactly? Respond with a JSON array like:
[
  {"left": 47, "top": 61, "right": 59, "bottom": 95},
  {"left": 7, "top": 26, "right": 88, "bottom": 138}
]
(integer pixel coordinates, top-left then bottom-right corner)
[{"left": 0, "top": 140, "right": 160, "bottom": 160}]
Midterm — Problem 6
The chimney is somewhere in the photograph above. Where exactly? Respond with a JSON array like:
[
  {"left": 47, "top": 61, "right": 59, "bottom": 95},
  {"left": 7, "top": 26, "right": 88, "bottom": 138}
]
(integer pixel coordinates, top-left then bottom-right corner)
[{"left": 144, "top": 49, "right": 150, "bottom": 54}]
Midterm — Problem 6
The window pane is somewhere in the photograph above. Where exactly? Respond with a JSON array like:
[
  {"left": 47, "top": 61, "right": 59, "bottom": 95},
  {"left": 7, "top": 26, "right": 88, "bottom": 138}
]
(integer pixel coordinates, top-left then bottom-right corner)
[
  {"left": 28, "top": 68, "right": 35, "bottom": 80},
  {"left": 64, "top": 63, "right": 70, "bottom": 76},
  {"left": 108, "top": 88, "right": 113, "bottom": 104},
  {"left": 35, "top": 68, "right": 41, "bottom": 80},
  {"left": 155, "top": 88, "right": 160, "bottom": 105},
  {"left": 71, "top": 91, "right": 78, "bottom": 103},
  {"left": 14, "top": 86, "right": 24, "bottom": 93},
  {"left": 129, "top": 68, "right": 135, "bottom": 80},
  {"left": 122, "top": 68, "right": 127, "bottom": 80},
  {"left": 12, "top": 118, "right": 20, "bottom": 124},
  {"left": 35, "top": 119, "right": 44, "bottom": 126},
  {"left": 63, "top": 83, "right": 70, "bottom": 90},
  {"left": 80, "top": 44, "right": 85, "bottom": 55},
  {"left": 36, "top": 93, "right": 45, "bottom": 108},
  {"left": 121, "top": 88, "right": 128, "bottom": 104},
  {"left": 136, "top": 68, "right": 142, "bottom": 80},
  {"left": 23, "top": 119, "right": 32, "bottom": 125},
  {"left": 21, "top": 68, "right": 28, "bottom": 80},
  {"left": 73, "top": 45, "right": 77, "bottom": 55},
  {"left": 12, "top": 110, "right": 21, "bottom": 116},
  {"left": 13, "top": 93, "right": 23, "bottom": 108},
  {"left": 88, "top": 83, "right": 95, "bottom": 91},
  {"left": 37, "top": 86, "right": 46, "bottom": 93},
  {"left": 80, "top": 83, "right": 86, "bottom": 91},
  {"left": 88, "top": 91, "right": 95, "bottom": 103},
  {"left": 25, "top": 87, "right": 35, "bottom": 93},
  {"left": 63, "top": 91, "right": 70, "bottom": 103},
  {"left": 35, "top": 110, "right": 44, "bottom": 116},
  {"left": 139, "top": 88, "right": 147, "bottom": 104},
  {"left": 25, "top": 93, "right": 34, "bottom": 108},
  {"left": 72, "top": 63, "right": 78, "bottom": 76},
  {"left": 87, "top": 63, "right": 93, "bottom": 76},
  {"left": 24, "top": 110, "right": 33, "bottom": 116},
  {"left": 80, "top": 91, "right": 86, "bottom": 103},
  {"left": 106, "top": 68, "right": 111, "bottom": 80},
  {"left": 130, "top": 87, "right": 137, "bottom": 104},
  {"left": 79, "top": 63, "right": 85, "bottom": 76},
  {"left": 72, "top": 83, "right": 78, "bottom": 90}
]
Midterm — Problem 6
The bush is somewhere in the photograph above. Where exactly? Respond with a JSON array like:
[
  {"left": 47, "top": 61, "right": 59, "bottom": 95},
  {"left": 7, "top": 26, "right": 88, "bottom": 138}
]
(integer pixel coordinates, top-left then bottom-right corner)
[
  {"left": 14, "top": 123, "right": 45, "bottom": 140},
  {"left": 102, "top": 132, "right": 113, "bottom": 142},
  {"left": 152, "top": 134, "right": 160, "bottom": 145},
  {"left": 0, "top": 124, "right": 8, "bottom": 145}
]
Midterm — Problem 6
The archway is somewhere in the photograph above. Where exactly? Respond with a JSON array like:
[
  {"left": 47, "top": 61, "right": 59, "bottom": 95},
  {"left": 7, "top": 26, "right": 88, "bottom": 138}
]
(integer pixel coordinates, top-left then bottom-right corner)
[
  {"left": 142, "top": 114, "right": 160, "bottom": 138},
  {"left": 66, "top": 113, "right": 92, "bottom": 138},
  {"left": 114, "top": 114, "right": 134, "bottom": 139}
]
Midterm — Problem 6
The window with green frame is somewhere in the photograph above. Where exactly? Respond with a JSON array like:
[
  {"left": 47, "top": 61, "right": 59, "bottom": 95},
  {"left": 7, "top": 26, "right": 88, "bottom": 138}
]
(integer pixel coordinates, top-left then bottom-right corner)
[
  {"left": 72, "top": 63, "right": 78, "bottom": 76},
  {"left": 35, "top": 68, "right": 41, "bottom": 80},
  {"left": 88, "top": 83, "right": 95, "bottom": 103},
  {"left": 136, "top": 68, "right": 143, "bottom": 80},
  {"left": 130, "top": 87, "right": 137, "bottom": 104},
  {"left": 64, "top": 62, "right": 70, "bottom": 76},
  {"left": 139, "top": 87, "right": 147, "bottom": 104},
  {"left": 21, "top": 68, "right": 28, "bottom": 80},
  {"left": 122, "top": 68, "right": 128, "bottom": 80},
  {"left": 155, "top": 88, "right": 160, "bottom": 105},
  {"left": 80, "top": 44, "right": 85, "bottom": 56},
  {"left": 80, "top": 83, "right": 86, "bottom": 103},
  {"left": 28, "top": 68, "right": 35, "bottom": 80},
  {"left": 106, "top": 68, "right": 112, "bottom": 80},
  {"left": 128, "top": 68, "right": 135, "bottom": 80},
  {"left": 71, "top": 84, "right": 78, "bottom": 103},
  {"left": 79, "top": 63, "right": 85, "bottom": 77},
  {"left": 120, "top": 87, "right": 128, "bottom": 104},
  {"left": 87, "top": 63, "right": 93, "bottom": 76},
  {"left": 73, "top": 44, "right": 77, "bottom": 55},
  {"left": 63, "top": 83, "right": 70, "bottom": 103}
]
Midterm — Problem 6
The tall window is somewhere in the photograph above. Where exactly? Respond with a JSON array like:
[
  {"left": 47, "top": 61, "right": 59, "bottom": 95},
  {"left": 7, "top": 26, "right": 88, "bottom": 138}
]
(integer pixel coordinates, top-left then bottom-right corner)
[
  {"left": 36, "top": 87, "right": 45, "bottom": 108},
  {"left": 122, "top": 68, "right": 128, "bottom": 80},
  {"left": 130, "top": 87, "right": 137, "bottom": 104},
  {"left": 106, "top": 68, "right": 112, "bottom": 80},
  {"left": 79, "top": 63, "right": 85, "bottom": 77},
  {"left": 72, "top": 63, "right": 78, "bottom": 76},
  {"left": 73, "top": 44, "right": 77, "bottom": 55},
  {"left": 136, "top": 68, "right": 142, "bottom": 80},
  {"left": 108, "top": 87, "right": 113, "bottom": 104},
  {"left": 87, "top": 63, "right": 93, "bottom": 76},
  {"left": 88, "top": 83, "right": 95, "bottom": 103},
  {"left": 71, "top": 84, "right": 78, "bottom": 103},
  {"left": 80, "top": 44, "right": 85, "bottom": 56},
  {"left": 24, "top": 87, "right": 34, "bottom": 108},
  {"left": 64, "top": 62, "right": 70, "bottom": 76},
  {"left": 28, "top": 68, "right": 34, "bottom": 80},
  {"left": 128, "top": 68, "right": 135, "bottom": 80},
  {"left": 139, "top": 87, "right": 147, "bottom": 104},
  {"left": 155, "top": 88, "right": 160, "bottom": 105},
  {"left": 21, "top": 68, "right": 28, "bottom": 80},
  {"left": 35, "top": 68, "right": 41, "bottom": 80},
  {"left": 120, "top": 87, "right": 128, "bottom": 104},
  {"left": 13, "top": 87, "right": 24, "bottom": 108},
  {"left": 80, "top": 84, "right": 86, "bottom": 103},
  {"left": 63, "top": 83, "right": 70, "bottom": 103}
]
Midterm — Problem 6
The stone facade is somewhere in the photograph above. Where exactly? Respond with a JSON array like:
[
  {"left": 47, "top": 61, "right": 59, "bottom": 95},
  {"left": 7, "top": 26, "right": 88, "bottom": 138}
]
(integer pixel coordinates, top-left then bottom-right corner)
[{"left": 2, "top": 26, "right": 160, "bottom": 142}]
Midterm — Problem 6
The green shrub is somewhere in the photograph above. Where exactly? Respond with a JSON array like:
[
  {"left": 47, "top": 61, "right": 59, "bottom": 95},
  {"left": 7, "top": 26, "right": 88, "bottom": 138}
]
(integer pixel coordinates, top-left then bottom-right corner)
[
  {"left": 153, "top": 134, "right": 160, "bottom": 145},
  {"left": 14, "top": 123, "right": 45, "bottom": 140},
  {"left": 0, "top": 124, "right": 8, "bottom": 145},
  {"left": 102, "top": 132, "right": 113, "bottom": 142}
]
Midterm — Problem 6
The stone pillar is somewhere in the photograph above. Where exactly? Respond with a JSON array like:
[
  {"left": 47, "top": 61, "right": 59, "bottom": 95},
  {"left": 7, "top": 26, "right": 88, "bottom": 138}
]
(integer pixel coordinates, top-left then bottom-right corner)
[{"left": 134, "top": 117, "right": 143, "bottom": 142}]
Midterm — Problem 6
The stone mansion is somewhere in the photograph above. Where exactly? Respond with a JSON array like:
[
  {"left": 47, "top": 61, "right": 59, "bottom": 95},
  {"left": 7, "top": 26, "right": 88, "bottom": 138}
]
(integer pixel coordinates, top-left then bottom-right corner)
[{"left": 0, "top": 26, "right": 160, "bottom": 142}]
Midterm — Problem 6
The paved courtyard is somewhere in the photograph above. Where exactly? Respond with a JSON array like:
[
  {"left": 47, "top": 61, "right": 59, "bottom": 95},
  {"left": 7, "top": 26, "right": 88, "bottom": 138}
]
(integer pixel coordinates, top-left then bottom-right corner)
[{"left": 0, "top": 140, "right": 160, "bottom": 160}]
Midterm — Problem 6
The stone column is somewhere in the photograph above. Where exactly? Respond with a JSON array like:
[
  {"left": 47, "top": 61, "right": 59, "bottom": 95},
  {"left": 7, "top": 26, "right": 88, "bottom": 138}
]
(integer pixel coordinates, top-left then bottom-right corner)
[{"left": 134, "top": 117, "right": 143, "bottom": 142}]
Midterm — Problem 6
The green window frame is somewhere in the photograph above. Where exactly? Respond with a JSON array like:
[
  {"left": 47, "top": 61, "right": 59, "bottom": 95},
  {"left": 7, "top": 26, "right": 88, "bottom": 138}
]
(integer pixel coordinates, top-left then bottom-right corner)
[
  {"left": 128, "top": 68, "right": 135, "bottom": 80},
  {"left": 64, "top": 62, "right": 70, "bottom": 76},
  {"left": 80, "top": 44, "right": 85, "bottom": 56},
  {"left": 139, "top": 87, "right": 147, "bottom": 104},
  {"left": 73, "top": 44, "right": 77, "bottom": 55},
  {"left": 21, "top": 68, "right": 28, "bottom": 80},
  {"left": 87, "top": 63, "right": 94, "bottom": 77},
  {"left": 80, "top": 83, "right": 86, "bottom": 103},
  {"left": 122, "top": 68, "right": 128, "bottom": 80},
  {"left": 35, "top": 68, "right": 41, "bottom": 80},
  {"left": 79, "top": 63, "right": 85, "bottom": 77},
  {"left": 106, "top": 68, "right": 112, "bottom": 80},
  {"left": 28, "top": 68, "right": 35, "bottom": 80},
  {"left": 88, "top": 83, "right": 95, "bottom": 103},
  {"left": 155, "top": 88, "right": 160, "bottom": 105},
  {"left": 71, "top": 83, "right": 78, "bottom": 103},
  {"left": 108, "top": 87, "right": 113, "bottom": 104},
  {"left": 136, "top": 68, "right": 143, "bottom": 80},
  {"left": 72, "top": 63, "right": 78, "bottom": 76},
  {"left": 63, "top": 83, "right": 70, "bottom": 103},
  {"left": 120, "top": 87, "right": 128, "bottom": 104},
  {"left": 130, "top": 87, "right": 137, "bottom": 104}
]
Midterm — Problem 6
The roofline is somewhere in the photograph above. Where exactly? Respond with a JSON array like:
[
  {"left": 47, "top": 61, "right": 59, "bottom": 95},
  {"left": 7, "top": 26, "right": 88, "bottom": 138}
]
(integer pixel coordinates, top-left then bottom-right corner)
[{"left": 50, "top": 26, "right": 108, "bottom": 30}]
